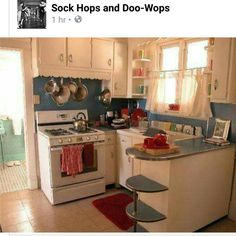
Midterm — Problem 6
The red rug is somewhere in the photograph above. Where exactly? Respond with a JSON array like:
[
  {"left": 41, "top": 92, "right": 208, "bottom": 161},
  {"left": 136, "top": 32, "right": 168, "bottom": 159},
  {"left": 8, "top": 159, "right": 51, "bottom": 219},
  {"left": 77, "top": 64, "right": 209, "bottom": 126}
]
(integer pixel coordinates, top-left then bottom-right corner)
[{"left": 92, "top": 193, "right": 134, "bottom": 230}]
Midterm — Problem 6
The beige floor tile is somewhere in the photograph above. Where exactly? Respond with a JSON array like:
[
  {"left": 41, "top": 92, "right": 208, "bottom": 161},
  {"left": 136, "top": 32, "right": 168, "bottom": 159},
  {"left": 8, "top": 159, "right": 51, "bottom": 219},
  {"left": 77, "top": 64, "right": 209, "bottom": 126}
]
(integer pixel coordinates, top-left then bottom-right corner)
[
  {"left": 201, "top": 218, "right": 236, "bottom": 232},
  {"left": 0, "top": 191, "right": 20, "bottom": 202},
  {"left": 3, "top": 221, "right": 33, "bottom": 233},
  {"left": 90, "top": 214, "right": 117, "bottom": 231},
  {"left": 0, "top": 200, "right": 24, "bottom": 215},
  {"left": 1, "top": 209, "right": 29, "bottom": 227}
]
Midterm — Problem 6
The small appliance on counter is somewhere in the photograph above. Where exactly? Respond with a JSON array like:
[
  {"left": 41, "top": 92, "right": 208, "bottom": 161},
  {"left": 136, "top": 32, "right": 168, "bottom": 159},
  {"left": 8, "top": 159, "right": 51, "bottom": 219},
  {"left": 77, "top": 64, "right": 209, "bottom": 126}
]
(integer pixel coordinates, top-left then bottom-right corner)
[{"left": 111, "top": 118, "right": 127, "bottom": 129}]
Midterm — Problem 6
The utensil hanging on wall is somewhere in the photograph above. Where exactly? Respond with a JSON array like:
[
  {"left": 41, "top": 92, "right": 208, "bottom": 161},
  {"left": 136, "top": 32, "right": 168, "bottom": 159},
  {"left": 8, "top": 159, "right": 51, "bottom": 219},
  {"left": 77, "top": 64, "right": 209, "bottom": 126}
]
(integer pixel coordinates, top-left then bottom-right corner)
[
  {"left": 44, "top": 78, "right": 60, "bottom": 94},
  {"left": 51, "top": 78, "right": 70, "bottom": 106},
  {"left": 74, "top": 78, "right": 88, "bottom": 102},
  {"left": 68, "top": 78, "right": 78, "bottom": 101},
  {"left": 98, "top": 88, "right": 111, "bottom": 107}
]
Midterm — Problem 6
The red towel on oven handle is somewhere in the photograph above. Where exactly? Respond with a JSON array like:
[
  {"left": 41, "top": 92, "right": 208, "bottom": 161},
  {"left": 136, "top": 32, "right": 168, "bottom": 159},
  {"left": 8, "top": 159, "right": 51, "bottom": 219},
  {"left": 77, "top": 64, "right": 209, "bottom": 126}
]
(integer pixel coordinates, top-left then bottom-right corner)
[
  {"left": 83, "top": 143, "right": 94, "bottom": 167},
  {"left": 61, "top": 145, "right": 84, "bottom": 177}
]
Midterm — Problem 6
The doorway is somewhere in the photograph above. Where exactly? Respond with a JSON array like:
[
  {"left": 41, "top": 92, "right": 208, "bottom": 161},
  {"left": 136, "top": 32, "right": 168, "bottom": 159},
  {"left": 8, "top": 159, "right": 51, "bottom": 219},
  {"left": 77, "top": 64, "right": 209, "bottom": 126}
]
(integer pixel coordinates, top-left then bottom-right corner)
[{"left": 0, "top": 49, "right": 28, "bottom": 194}]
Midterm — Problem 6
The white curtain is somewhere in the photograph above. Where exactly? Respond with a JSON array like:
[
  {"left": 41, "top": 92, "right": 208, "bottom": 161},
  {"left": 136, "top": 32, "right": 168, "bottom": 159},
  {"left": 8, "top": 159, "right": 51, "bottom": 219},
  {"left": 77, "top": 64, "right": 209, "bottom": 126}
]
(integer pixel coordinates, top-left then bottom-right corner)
[
  {"left": 0, "top": 49, "right": 24, "bottom": 135},
  {"left": 146, "top": 69, "right": 212, "bottom": 119},
  {"left": 179, "top": 71, "right": 198, "bottom": 116},
  {"left": 191, "top": 70, "right": 212, "bottom": 118},
  {"left": 146, "top": 72, "right": 178, "bottom": 113}
]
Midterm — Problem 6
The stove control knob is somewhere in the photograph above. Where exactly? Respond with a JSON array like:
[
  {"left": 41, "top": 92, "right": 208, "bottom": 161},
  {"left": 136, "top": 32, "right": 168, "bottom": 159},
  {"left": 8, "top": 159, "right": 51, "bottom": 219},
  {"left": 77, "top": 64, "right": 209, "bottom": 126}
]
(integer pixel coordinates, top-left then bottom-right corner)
[
  {"left": 77, "top": 137, "right": 83, "bottom": 142},
  {"left": 94, "top": 135, "right": 98, "bottom": 140},
  {"left": 86, "top": 136, "right": 90, "bottom": 141},
  {"left": 68, "top": 138, "right": 72, "bottom": 143},
  {"left": 58, "top": 139, "right": 63, "bottom": 144}
]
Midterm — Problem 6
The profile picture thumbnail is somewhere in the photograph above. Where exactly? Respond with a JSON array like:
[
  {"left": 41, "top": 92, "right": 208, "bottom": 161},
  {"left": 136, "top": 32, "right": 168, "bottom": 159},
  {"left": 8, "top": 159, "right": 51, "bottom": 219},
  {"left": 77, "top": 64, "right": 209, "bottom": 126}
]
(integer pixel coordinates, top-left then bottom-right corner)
[{"left": 17, "top": 0, "right": 46, "bottom": 29}]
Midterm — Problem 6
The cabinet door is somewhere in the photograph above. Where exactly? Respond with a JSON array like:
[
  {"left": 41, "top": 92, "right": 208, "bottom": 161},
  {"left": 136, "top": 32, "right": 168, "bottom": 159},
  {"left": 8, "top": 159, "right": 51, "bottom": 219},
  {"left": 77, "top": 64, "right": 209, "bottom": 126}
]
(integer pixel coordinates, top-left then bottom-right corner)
[
  {"left": 211, "top": 38, "right": 231, "bottom": 101},
  {"left": 117, "top": 134, "right": 132, "bottom": 188},
  {"left": 132, "top": 137, "right": 144, "bottom": 176},
  {"left": 105, "top": 144, "right": 116, "bottom": 185},
  {"left": 92, "top": 39, "right": 113, "bottom": 70},
  {"left": 113, "top": 42, "right": 128, "bottom": 97},
  {"left": 38, "top": 38, "right": 67, "bottom": 66},
  {"left": 67, "top": 38, "right": 91, "bottom": 68}
]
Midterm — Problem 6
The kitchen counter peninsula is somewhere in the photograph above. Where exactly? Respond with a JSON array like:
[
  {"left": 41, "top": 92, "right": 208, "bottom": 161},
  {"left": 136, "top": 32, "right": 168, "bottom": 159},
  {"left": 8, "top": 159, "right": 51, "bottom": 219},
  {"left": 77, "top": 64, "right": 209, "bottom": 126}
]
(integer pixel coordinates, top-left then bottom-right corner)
[
  {"left": 125, "top": 138, "right": 235, "bottom": 232},
  {"left": 126, "top": 138, "right": 234, "bottom": 161}
]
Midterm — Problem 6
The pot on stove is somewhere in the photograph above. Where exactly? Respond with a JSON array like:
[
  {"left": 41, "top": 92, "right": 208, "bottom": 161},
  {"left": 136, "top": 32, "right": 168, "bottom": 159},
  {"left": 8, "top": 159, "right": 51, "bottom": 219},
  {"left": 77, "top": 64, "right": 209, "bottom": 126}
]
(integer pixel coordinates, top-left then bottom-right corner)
[{"left": 73, "top": 112, "right": 88, "bottom": 132}]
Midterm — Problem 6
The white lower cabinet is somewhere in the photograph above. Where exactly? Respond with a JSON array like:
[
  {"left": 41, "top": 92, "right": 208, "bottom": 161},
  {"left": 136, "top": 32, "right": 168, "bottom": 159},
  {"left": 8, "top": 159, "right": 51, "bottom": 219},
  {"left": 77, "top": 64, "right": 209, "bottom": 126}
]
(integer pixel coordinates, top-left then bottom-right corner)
[
  {"left": 117, "top": 134, "right": 145, "bottom": 188},
  {"left": 105, "top": 133, "right": 116, "bottom": 185},
  {"left": 117, "top": 134, "right": 132, "bottom": 188}
]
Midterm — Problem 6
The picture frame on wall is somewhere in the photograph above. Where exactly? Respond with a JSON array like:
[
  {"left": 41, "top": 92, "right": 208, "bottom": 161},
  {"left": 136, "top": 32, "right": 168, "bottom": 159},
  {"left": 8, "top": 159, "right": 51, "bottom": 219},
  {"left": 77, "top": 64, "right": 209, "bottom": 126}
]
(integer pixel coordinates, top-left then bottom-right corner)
[{"left": 212, "top": 118, "right": 231, "bottom": 140}]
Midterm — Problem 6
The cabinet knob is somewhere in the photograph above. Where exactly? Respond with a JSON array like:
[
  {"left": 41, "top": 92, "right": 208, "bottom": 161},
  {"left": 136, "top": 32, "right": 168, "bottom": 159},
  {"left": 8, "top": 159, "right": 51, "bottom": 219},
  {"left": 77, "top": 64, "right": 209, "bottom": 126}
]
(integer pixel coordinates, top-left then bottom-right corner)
[
  {"left": 69, "top": 54, "right": 73, "bottom": 63},
  {"left": 108, "top": 58, "right": 112, "bottom": 66},
  {"left": 214, "top": 79, "right": 218, "bottom": 90},
  {"left": 114, "top": 82, "right": 118, "bottom": 90},
  {"left": 59, "top": 54, "right": 64, "bottom": 62}
]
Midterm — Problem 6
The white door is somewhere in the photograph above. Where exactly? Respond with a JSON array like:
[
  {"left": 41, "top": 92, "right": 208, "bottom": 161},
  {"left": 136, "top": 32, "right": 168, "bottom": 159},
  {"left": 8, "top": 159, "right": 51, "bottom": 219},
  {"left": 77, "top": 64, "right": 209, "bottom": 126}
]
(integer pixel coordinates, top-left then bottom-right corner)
[
  {"left": 105, "top": 144, "right": 116, "bottom": 185},
  {"left": 211, "top": 38, "right": 231, "bottom": 101},
  {"left": 67, "top": 38, "right": 91, "bottom": 68},
  {"left": 38, "top": 38, "right": 67, "bottom": 66},
  {"left": 92, "top": 39, "right": 113, "bottom": 70},
  {"left": 132, "top": 137, "right": 144, "bottom": 176},
  {"left": 113, "top": 42, "right": 128, "bottom": 97},
  {"left": 117, "top": 134, "right": 132, "bottom": 188}
]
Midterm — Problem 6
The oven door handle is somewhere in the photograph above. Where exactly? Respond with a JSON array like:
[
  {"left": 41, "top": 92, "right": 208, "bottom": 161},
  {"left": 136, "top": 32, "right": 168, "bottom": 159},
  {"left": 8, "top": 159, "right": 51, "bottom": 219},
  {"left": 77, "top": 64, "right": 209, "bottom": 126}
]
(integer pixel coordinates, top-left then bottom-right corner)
[{"left": 50, "top": 141, "right": 104, "bottom": 152}]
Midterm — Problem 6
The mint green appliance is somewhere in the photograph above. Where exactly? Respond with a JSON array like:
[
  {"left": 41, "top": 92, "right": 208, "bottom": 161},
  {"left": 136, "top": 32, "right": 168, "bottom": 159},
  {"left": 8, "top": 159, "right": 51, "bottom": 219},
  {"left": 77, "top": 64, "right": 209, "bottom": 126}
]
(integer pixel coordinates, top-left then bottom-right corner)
[{"left": 0, "top": 120, "right": 5, "bottom": 167}]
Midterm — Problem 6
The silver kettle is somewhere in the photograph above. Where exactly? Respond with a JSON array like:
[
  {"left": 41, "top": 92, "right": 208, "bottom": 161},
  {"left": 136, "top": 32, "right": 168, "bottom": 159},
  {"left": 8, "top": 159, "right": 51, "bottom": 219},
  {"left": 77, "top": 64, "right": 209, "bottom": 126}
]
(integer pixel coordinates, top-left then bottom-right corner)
[{"left": 73, "top": 112, "right": 88, "bottom": 131}]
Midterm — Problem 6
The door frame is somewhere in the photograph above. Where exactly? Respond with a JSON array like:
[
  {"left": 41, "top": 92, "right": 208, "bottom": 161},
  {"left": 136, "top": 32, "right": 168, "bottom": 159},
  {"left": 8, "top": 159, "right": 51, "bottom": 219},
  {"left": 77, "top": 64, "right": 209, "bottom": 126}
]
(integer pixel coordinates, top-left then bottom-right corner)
[{"left": 0, "top": 39, "right": 38, "bottom": 189}]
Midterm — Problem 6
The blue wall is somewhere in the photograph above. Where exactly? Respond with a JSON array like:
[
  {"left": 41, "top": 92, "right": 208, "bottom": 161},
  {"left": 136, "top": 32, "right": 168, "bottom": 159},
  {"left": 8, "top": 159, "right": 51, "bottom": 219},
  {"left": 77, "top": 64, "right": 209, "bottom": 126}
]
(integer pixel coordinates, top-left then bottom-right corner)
[
  {"left": 138, "top": 99, "right": 236, "bottom": 142},
  {"left": 33, "top": 77, "right": 236, "bottom": 142},
  {"left": 33, "top": 77, "right": 128, "bottom": 121}
]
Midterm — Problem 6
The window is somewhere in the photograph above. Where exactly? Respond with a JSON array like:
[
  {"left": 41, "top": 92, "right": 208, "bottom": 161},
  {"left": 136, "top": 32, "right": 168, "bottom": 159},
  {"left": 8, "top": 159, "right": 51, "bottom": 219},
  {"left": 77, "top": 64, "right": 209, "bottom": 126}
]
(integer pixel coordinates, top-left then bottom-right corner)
[
  {"left": 186, "top": 40, "right": 208, "bottom": 69},
  {"left": 160, "top": 45, "right": 180, "bottom": 107},
  {"left": 151, "top": 39, "right": 209, "bottom": 113},
  {"left": 161, "top": 46, "right": 179, "bottom": 71}
]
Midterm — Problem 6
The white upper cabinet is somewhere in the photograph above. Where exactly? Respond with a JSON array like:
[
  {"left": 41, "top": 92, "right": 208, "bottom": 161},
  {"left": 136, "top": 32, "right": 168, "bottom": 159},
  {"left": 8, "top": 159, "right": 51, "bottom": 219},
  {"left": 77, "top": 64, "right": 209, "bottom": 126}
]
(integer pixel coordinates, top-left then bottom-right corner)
[
  {"left": 112, "top": 42, "right": 128, "bottom": 97},
  {"left": 92, "top": 39, "right": 114, "bottom": 70},
  {"left": 67, "top": 38, "right": 91, "bottom": 69},
  {"left": 38, "top": 38, "right": 67, "bottom": 66},
  {"left": 211, "top": 38, "right": 236, "bottom": 103},
  {"left": 35, "top": 38, "right": 114, "bottom": 79}
]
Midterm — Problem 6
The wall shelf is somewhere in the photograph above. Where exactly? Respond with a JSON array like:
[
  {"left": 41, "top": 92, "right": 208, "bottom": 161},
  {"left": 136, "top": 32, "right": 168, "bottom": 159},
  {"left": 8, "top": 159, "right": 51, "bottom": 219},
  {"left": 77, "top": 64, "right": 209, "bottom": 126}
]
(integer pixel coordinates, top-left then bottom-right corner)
[
  {"left": 133, "top": 58, "right": 151, "bottom": 63},
  {"left": 132, "top": 76, "right": 149, "bottom": 79}
]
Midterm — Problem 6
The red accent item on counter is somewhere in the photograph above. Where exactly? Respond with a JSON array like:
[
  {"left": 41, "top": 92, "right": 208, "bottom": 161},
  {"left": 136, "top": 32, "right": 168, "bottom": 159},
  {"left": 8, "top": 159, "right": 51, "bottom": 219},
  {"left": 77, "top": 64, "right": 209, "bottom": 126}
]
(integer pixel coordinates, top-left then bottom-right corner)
[
  {"left": 131, "top": 108, "right": 146, "bottom": 127},
  {"left": 121, "top": 108, "right": 129, "bottom": 116},
  {"left": 143, "top": 134, "right": 170, "bottom": 149}
]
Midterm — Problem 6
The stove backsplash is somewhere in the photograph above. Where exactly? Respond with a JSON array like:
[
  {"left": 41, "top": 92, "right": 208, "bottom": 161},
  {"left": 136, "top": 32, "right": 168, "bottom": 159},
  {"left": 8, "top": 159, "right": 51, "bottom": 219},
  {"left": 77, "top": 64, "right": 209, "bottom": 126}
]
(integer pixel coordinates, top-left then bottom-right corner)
[{"left": 33, "top": 76, "right": 128, "bottom": 121}]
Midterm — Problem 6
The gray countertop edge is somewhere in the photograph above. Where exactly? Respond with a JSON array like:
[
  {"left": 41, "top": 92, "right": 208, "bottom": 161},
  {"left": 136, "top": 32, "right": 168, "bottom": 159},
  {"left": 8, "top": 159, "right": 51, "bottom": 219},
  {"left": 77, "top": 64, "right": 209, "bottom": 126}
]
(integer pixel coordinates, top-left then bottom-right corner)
[{"left": 126, "top": 138, "right": 235, "bottom": 161}]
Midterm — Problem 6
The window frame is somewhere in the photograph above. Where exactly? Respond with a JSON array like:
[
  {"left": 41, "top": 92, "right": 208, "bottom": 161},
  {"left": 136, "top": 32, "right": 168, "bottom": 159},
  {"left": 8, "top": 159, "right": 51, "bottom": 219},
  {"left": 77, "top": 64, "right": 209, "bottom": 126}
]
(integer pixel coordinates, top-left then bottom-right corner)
[
  {"left": 154, "top": 38, "right": 210, "bottom": 115},
  {"left": 184, "top": 38, "right": 209, "bottom": 70}
]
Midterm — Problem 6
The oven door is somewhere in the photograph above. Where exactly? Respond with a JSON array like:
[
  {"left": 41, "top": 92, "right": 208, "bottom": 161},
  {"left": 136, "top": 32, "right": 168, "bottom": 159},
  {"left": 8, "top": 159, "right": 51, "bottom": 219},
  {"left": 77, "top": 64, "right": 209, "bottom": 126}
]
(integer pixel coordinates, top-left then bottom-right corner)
[{"left": 49, "top": 141, "right": 105, "bottom": 188}]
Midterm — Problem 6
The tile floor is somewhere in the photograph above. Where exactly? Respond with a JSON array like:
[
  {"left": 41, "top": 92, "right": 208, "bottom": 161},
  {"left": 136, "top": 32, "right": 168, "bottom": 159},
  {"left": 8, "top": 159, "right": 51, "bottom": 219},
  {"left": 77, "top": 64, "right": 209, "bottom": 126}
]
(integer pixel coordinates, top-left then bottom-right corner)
[{"left": 1, "top": 188, "right": 236, "bottom": 233}]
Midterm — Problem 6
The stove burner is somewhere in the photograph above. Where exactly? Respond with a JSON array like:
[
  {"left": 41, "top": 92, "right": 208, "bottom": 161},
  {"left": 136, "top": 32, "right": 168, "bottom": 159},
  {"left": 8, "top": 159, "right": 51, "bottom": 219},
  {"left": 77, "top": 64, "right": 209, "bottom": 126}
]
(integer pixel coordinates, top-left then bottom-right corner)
[
  {"left": 45, "top": 128, "right": 73, "bottom": 136},
  {"left": 69, "top": 127, "right": 98, "bottom": 134}
]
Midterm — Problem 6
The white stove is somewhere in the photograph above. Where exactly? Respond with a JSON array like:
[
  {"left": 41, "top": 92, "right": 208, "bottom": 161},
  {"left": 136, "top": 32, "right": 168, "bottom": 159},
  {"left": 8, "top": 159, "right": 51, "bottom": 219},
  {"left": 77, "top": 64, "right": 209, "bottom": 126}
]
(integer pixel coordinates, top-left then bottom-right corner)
[{"left": 36, "top": 110, "right": 106, "bottom": 205}]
